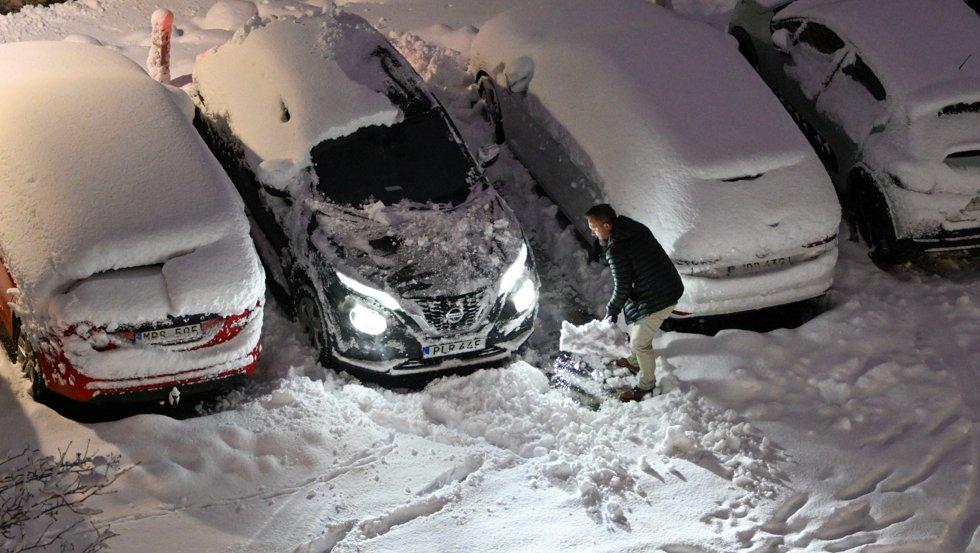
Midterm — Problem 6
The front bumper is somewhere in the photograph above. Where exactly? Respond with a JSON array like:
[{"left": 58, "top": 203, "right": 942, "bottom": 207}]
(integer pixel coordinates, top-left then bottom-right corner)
[
  {"left": 674, "top": 247, "right": 837, "bottom": 318},
  {"left": 328, "top": 299, "right": 536, "bottom": 375},
  {"left": 909, "top": 226, "right": 980, "bottom": 253},
  {"left": 39, "top": 344, "right": 260, "bottom": 403}
]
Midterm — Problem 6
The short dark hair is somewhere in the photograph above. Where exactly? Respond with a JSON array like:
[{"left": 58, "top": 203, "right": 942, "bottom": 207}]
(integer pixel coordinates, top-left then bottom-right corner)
[{"left": 585, "top": 204, "right": 617, "bottom": 225}]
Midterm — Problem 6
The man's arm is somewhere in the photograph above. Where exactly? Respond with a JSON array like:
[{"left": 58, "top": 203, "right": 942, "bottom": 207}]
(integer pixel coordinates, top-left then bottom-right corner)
[{"left": 605, "top": 244, "right": 633, "bottom": 321}]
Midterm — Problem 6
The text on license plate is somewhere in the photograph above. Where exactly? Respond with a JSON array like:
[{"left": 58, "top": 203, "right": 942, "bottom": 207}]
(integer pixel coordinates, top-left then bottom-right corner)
[
  {"left": 135, "top": 323, "right": 204, "bottom": 345},
  {"left": 727, "top": 256, "right": 793, "bottom": 276},
  {"left": 422, "top": 337, "right": 486, "bottom": 359}
]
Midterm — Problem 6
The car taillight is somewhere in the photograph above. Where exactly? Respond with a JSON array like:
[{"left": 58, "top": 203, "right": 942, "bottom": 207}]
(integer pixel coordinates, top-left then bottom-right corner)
[
  {"left": 671, "top": 310, "right": 693, "bottom": 317},
  {"left": 804, "top": 234, "right": 837, "bottom": 248}
]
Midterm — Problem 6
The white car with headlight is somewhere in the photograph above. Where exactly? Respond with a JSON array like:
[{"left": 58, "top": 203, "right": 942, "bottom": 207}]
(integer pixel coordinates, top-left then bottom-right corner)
[{"left": 471, "top": 0, "right": 841, "bottom": 325}]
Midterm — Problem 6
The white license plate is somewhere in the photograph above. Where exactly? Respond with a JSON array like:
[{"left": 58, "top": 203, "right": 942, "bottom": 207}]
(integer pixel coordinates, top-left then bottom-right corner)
[
  {"left": 135, "top": 323, "right": 204, "bottom": 345},
  {"left": 727, "top": 256, "right": 793, "bottom": 276},
  {"left": 422, "top": 336, "right": 486, "bottom": 359}
]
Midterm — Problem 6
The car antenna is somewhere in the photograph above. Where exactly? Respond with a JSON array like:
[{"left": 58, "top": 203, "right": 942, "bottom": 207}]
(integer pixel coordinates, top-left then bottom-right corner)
[{"left": 958, "top": 54, "right": 972, "bottom": 71}]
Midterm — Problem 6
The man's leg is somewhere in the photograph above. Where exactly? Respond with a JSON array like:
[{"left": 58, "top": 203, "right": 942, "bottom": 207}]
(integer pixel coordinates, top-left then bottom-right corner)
[{"left": 629, "top": 306, "right": 674, "bottom": 390}]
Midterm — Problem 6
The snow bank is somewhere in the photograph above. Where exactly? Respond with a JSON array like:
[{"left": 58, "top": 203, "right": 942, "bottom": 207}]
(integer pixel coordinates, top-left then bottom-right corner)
[
  {"left": 470, "top": 0, "right": 840, "bottom": 266},
  {"left": 0, "top": 41, "right": 259, "bottom": 320},
  {"left": 559, "top": 319, "right": 630, "bottom": 360},
  {"left": 191, "top": 0, "right": 259, "bottom": 31},
  {"left": 193, "top": 12, "right": 410, "bottom": 185}
]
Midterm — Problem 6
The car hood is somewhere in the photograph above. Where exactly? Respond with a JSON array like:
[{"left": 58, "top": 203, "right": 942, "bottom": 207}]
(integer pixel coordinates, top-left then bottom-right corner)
[{"left": 310, "top": 186, "right": 525, "bottom": 299}]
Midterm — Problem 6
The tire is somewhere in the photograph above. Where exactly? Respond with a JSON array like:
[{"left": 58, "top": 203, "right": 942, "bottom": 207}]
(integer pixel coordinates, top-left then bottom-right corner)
[
  {"left": 17, "top": 331, "right": 47, "bottom": 401},
  {"left": 476, "top": 73, "right": 506, "bottom": 145},
  {"left": 851, "top": 172, "right": 901, "bottom": 264},
  {"left": 731, "top": 27, "right": 759, "bottom": 70},
  {"left": 291, "top": 277, "right": 332, "bottom": 365}
]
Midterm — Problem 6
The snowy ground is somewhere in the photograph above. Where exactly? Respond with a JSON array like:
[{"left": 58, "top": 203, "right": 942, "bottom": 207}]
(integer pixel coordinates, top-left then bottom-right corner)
[{"left": 0, "top": 0, "right": 978, "bottom": 551}]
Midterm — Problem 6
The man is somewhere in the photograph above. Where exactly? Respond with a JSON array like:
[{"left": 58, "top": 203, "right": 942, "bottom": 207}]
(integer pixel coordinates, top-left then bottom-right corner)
[{"left": 585, "top": 204, "right": 684, "bottom": 402}]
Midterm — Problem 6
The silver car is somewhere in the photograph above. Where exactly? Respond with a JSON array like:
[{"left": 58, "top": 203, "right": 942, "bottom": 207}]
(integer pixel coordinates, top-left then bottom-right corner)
[{"left": 730, "top": 0, "right": 980, "bottom": 261}]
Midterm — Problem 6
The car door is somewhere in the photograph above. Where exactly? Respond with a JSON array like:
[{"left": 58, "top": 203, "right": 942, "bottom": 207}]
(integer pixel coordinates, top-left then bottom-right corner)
[
  {"left": 815, "top": 52, "right": 888, "bottom": 184},
  {"left": 495, "top": 85, "right": 606, "bottom": 238},
  {"left": 763, "top": 18, "right": 853, "bottom": 183}
]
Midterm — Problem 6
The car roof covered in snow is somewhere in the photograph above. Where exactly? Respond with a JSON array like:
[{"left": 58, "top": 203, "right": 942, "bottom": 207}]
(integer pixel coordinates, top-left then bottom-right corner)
[
  {"left": 0, "top": 41, "right": 250, "bottom": 308},
  {"left": 778, "top": 0, "right": 980, "bottom": 114},
  {"left": 471, "top": 0, "right": 811, "bottom": 181},
  {"left": 193, "top": 12, "right": 434, "bottom": 182},
  {"left": 470, "top": 0, "right": 842, "bottom": 261}
]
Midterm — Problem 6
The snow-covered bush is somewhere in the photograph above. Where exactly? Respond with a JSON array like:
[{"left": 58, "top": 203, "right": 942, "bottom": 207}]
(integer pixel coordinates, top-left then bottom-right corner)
[{"left": 1, "top": 444, "right": 125, "bottom": 552}]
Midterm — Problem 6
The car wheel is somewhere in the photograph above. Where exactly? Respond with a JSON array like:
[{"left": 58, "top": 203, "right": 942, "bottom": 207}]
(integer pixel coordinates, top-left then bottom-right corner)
[
  {"left": 731, "top": 27, "right": 759, "bottom": 70},
  {"left": 291, "top": 278, "right": 332, "bottom": 365},
  {"left": 477, "top": 73, "right": 506, "bottom": 145},
  {"left": 17, "top": 332, "right": 47, "bottom": 401},
  {"left": 852, "top": 173, "right": 901, "bottom": 264}
]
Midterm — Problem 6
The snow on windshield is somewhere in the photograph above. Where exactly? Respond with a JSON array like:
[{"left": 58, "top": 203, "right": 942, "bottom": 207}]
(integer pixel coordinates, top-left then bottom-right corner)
[
  {"left": 0, "top": 41, "right": 255, "bottom": 315},
  {"left": 193, "top": 12, "right": 426, "bottom": 189}
]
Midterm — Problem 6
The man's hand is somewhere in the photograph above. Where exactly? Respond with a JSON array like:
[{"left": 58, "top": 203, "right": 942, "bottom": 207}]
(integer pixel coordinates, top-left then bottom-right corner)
[{"left": 604, "top": 312, "right": 618, "bottom": 324}]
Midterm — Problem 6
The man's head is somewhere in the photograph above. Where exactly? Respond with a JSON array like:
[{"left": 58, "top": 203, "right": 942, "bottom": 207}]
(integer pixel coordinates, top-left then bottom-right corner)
[{"left": 585, "top": 204, "right": 617, "bottom": 241}]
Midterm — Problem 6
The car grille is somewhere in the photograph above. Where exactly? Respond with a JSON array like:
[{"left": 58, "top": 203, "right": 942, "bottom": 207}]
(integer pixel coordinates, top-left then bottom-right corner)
[{"left": 415, "top": 290, "right": 486, "bottom": 334}]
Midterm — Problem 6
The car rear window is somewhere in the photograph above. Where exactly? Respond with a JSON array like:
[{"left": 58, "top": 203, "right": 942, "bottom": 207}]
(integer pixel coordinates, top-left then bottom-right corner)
[
  {"left": 798, "top": 22, "right": 845, "bottom": 55},
  {"left": 841, "top": 55, "right": 886, "bottom": 101}
]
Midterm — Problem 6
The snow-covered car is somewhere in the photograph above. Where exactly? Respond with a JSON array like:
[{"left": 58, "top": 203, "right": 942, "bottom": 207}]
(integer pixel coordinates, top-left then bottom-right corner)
[
  {"left": 0, "top": 42, "right": 265, "bottom": 403},
  {"left": 193, "top": 13, "right": 537, "bottom": 376},
  {"left": 470, "top": 0, "right": 841, "bottom": 322},
  {"left": 730, "top": 0, "right": 980, "bottom": 260}
]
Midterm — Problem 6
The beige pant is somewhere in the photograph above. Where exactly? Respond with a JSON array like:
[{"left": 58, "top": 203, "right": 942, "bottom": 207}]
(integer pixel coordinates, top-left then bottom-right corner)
[{"left": 628, "top": 305, "right": 674, "bottom": 390}]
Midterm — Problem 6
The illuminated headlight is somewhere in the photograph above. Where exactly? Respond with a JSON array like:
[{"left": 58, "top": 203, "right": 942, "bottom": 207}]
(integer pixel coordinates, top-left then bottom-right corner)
[
  {"left": 498, "top": 244, "right": 528, "bottom": 296},
  {"left": 511, "top": 278, "right": 536, "bottom": 312},
  {"left": 336, "top": 270, "right": 401, "bottom": 311},
  {"left": 349, "top": 303, "right": 387, "bottom": 336}
]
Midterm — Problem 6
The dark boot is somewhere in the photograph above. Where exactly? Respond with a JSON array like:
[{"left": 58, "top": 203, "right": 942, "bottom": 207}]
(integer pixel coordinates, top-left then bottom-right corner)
[{"left": 617, "top": 386, "right": 655, "bottom": 402}]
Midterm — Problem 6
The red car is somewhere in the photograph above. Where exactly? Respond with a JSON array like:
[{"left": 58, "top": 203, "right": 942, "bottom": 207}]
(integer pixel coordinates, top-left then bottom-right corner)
[{"left": 0, "top": 41, "right": 265, "bottom": 403}]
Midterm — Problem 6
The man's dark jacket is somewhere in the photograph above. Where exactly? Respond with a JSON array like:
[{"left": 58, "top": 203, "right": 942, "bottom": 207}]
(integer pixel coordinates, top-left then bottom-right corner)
[{"left": 600, "top": 216, "right": 684, "bottom": 324}]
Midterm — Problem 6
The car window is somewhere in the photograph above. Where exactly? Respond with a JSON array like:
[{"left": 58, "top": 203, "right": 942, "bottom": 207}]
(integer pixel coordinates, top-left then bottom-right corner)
[
  {"left": 841, "top": 55, "right": 886, "bottom": 101},
  {"left": 797, "top": 22, "right": 845, "bottom": 55},
  {"left": 772, "top": 18, "right": 803, "bottom": 37},
  {"left": 311, "top": 108, "right": 476, "bottom": 206}
]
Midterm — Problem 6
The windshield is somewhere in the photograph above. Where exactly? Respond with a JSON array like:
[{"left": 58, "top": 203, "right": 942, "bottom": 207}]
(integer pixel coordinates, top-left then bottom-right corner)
[{"left": 311, "top": 108, "right": 478, "bottom": 206}]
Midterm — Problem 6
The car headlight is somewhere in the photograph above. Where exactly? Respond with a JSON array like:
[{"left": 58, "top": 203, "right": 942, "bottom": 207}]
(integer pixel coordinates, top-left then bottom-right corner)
[
  {"left": 498, "top": 244, "right": 528, "bottom": 296},
  {"left": 336, "top": 270, "right": 401, "bottom": 311},
  {"left": 511, "top": 278, "right": 536, "bottom": 312},
  {"left": 349, "top": 303, "right": 387, "bottom": 336}
]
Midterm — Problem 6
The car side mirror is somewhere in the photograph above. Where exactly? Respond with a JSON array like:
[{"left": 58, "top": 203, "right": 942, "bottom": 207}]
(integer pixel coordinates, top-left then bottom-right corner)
[{"left": 772, "top": 29, "right": 792, "bottom": 52}]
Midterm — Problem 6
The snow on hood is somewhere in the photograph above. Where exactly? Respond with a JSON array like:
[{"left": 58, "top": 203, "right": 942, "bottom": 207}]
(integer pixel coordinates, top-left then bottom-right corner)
[
  {"left": 0, "top": 41, "right": 256, "bottom": 314},
  {"left": 779, "top": 0, "right": 980, "bottom": 113},
  {"left": 193, "top": 11, "right": 422, "bottom": 184},
  {"left": 49, "top": 235, "right": 264, "bottom": 328},
  {"left": 470, "top": 0, "right": 839, "bottom": 263},
  {"left": 310, "top": 186, "right": 525, "bottom": 299}
]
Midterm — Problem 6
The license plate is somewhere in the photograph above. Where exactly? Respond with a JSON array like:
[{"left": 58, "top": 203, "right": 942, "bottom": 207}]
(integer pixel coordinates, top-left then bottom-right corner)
[
  {"left": 422, "top": 336, "right": 486, "bottom": 359},
  {"left": 135, "top": 323, "right": 204, "bottom": 345},
  {"left": 726, "top": 256, "right": 793, "bottom": 276}
]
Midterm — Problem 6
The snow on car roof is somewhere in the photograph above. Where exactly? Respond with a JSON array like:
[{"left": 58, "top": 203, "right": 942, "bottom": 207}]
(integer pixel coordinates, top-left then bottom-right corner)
[
  {"left": 193, "top": 12, "right": 410, "bottom": 182},
  {"left": 0, "top": 41, "right": 250, "bottom": 308},
  {"left": 471, "top": 0, "right": 810, "bottom": 182},
  {"left": 778, "top": 0, "right": 980, "bottom": 112}
]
